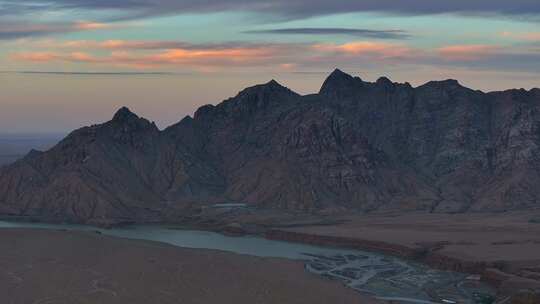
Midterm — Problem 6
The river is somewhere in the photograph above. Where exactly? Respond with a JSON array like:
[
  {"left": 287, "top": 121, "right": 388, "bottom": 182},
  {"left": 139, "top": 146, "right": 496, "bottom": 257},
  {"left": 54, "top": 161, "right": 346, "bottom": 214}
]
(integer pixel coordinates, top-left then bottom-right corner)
[{"left": 0, "top": 221, "right": 495, "bottom": 304}]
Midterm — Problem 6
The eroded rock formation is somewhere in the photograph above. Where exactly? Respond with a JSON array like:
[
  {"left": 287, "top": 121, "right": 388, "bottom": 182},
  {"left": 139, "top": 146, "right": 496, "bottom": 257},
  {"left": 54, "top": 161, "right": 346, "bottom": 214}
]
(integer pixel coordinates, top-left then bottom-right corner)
[{"left": 1, "top": 70, "right": 539, "bottom": 223}]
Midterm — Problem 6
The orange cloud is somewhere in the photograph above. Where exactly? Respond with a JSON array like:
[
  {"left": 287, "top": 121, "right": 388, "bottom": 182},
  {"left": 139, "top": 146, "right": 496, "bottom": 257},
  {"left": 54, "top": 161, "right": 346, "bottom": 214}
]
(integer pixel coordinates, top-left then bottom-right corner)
[
  {"left": 11, "top": 39, "right": 428, "bottom": 70},
  {"left": 73, "top": 22, "right": 112, "bottom": 30},
  {"left": 149, "top": 48, "right": 273, "bottom": 63},
  {"left": 19, "top": 39, "right": 518, "bottom": 71},
  {"left": 313, "top": 41, "right": 415, "bottom": 59},
  {"left": 56, "top": 40, "right": 154, "bottom": 49},
  {"left": 69, "top": 52, "right": 101, "bottom": 62},
  {"left": 12, "top": 52, "right": 103, "bottom": 63},
  {"left": 32, "top": 40, "right": 303, "bottom": 58},
  {"left": 40, "top": 39, "right": 417, "bottom": 62},
  {"left": 279, "top": 63, "right": 297, "bottom": 70},
  {"left": 12, "top": 52, "right": 58, "bottom": 62},
  {"left": 11, "top": 45, "right": 282, "bottom": 69},
  {"left": 438, "top": 45, "right": 500, "bottom": 61}
]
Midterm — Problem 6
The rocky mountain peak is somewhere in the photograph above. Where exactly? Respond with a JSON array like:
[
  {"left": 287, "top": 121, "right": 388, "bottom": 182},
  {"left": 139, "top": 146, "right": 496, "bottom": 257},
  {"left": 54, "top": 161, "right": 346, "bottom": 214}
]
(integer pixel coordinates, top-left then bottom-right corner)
[
  {"left": 109, "top": 106, "right": 157, "bottom": 132},
  {"left": 375, "top": 76, "right": 394, "bottom": 89},
  {"left": 112, "top": 106, "right": 138, "bottom": 122},
  {"left": 210, "top": 79, "right": 298, "bottom": 118},
  {"left": 239, "top": 79, "right": 294, "bottom": 97},
  {"left": 422, "top": 79, "right": 463, "bottom": 90},
  {"left": 193, "top": 104, "right": 216, "bottom": 121},
  {"left": 328, "top": 68, "right": 352, "bottom": 79},
  {"left": 193, "top": 79, "right": 298, "bottom": 121},
  {"left": 531, "top": 88, "right": 540, "bottom": 98},
  {"left": 2, "top": 70, "right": 540, "bottom": 223},
  {"left": 266, "top": 79, "right": 281, "bottom": 87},
  {"left": 319, "top": 69, "right": 363, "bottom": 97},
  {"left": 441, "top": 79, "right": 460, "bottom": 86}
]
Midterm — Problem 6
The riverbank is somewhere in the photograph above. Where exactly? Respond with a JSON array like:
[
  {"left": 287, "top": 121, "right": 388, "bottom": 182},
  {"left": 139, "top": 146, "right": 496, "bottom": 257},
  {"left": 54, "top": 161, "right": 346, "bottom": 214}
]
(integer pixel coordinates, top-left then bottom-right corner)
[
  {"left": 258, "top": 211, "right": 540, "bottom": 301},
  {"left": 1, "top": 209, "right": 539, "bottom": 302},
  {"left": 0, "top": 228, "right": 379, "bottom": 304},
  {"left": 0, "top": 220, "right": 498, "bottom": 303}
]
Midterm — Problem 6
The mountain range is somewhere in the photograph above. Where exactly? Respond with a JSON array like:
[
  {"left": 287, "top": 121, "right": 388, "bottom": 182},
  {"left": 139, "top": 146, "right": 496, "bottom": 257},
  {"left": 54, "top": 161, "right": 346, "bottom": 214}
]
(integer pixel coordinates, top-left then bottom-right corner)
[{"left": 1, "top": 69, "right": 539, "bottom": 223}]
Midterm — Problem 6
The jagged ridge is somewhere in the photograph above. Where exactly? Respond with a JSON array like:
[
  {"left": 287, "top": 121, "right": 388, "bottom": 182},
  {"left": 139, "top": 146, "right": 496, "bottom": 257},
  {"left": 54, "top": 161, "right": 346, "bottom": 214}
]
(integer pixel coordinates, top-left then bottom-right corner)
[{"left": 0, "top": 70, "right": 539, "bottom": 223}]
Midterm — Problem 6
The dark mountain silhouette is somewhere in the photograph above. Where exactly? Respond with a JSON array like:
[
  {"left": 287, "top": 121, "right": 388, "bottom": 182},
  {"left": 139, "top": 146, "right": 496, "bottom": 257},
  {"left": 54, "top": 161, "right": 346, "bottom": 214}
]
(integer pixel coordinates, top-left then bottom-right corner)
[{"left": 1, "top": 69, "right": 539, "bottom": 223}]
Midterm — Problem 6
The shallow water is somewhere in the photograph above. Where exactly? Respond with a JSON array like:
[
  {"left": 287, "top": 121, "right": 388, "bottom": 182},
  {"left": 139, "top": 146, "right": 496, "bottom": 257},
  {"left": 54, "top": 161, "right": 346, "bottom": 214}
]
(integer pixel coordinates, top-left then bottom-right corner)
[
  {"left": 0, "top": 221, "right": 359, "bottom": 259},
  {"left": 0, "top": 221, "right": 495, "bottom": 303}
]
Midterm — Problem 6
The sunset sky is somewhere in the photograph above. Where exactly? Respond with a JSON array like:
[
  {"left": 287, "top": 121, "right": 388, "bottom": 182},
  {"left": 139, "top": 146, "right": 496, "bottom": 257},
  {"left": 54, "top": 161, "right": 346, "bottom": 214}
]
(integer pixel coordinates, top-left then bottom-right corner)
[{"left": 1, "top": 0, "right": 539, "bottom": 133}]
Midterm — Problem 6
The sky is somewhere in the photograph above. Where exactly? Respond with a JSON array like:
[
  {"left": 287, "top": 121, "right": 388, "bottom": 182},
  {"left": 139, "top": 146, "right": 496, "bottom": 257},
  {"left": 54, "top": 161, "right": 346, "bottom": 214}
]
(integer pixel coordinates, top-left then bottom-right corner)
[{"left": 1, "top": 0, "right": 539, "bottom": 133}]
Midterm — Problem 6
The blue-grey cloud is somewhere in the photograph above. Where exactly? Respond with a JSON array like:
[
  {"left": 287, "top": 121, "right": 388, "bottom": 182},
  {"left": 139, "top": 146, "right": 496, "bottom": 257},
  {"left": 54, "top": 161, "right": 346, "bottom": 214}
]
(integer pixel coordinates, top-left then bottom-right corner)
[
  {"left": 1, "top": 0, "right": 539, "bottom": 22},
  {"left": 11, "top": 71, "right": 177, "bottom": 75},
  {"left": 0, "top": 21, "right": 112, "bottom": 40},
  {"left": 0, "top": 22, "right": 72, "bottom": 40},
  {"left": 243, "top": 28, "right": 411, "bottom": 39}
]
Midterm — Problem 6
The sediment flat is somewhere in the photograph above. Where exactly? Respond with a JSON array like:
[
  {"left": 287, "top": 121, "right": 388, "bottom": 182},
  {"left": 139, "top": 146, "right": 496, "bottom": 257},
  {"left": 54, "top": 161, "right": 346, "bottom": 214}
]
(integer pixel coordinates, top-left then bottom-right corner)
[
  {"left": 0, "top": 229, "right": 379, "bottom": 304},
  {"left": 270, "top": 211, "right": 540, "bottom": 294}
]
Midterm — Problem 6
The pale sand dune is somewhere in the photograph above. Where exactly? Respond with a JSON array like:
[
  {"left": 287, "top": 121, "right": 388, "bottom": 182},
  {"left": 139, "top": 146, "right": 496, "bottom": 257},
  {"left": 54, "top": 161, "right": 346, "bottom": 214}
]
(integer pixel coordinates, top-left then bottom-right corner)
[{"left": 0, "top": 229, "right": 379, "bottom": 304}]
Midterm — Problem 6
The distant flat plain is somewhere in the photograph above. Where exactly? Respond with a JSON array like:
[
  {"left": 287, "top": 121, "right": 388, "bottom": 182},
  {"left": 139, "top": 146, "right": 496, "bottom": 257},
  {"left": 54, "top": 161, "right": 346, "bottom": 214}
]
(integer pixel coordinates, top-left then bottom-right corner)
[{"left": 0, "top": 133, "right": 63, "bottom": 166}]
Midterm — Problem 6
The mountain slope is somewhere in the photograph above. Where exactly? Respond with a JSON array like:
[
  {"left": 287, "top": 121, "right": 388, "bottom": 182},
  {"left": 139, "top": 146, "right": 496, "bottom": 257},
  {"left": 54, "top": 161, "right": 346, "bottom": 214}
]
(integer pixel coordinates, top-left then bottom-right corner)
[
  {"left": 0, "top": 107, "right": 224, "bottom": 222},
  {"left": 0, "top": 70, "right": 539, "bottom": 223}
]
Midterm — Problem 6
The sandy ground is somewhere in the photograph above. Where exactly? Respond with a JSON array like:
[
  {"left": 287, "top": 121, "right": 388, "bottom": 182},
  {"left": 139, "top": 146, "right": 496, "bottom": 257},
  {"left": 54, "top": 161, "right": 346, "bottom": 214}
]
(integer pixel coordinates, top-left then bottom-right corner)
[
  {"left": 282, "top": 211, "right": 540, "bottom": 263},
  {"left": 277, "top": 211, "right": 540, "bottom": 294},
  {"left": 0, "top": 229, "right": 379, "bottom": 304}
]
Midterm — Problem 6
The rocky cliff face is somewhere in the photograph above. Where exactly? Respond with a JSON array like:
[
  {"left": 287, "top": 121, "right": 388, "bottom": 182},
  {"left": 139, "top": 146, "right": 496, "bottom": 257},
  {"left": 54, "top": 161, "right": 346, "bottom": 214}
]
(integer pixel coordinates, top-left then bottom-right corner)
[{"left": 1, "top": 70, "right": 539, "bottom": 223}]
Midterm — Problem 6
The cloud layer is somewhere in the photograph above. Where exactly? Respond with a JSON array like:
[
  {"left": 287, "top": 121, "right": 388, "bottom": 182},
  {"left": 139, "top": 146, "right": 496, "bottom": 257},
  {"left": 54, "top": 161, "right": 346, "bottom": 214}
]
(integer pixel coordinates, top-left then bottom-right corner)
[
  {"left": 2, "top": 0, "right": 539, "bottom": 21},
  {"left": 244, "top": 28, "right": 410, "bottom": 39},
  {"left": 11, "top": 39, "right": 540, "bottom": 73},
  {"left": 0, "top": 21, "right": 114, "bottom": 40},
  {"left": 11, "top": 41, "right": 308, "bottom": 69}
]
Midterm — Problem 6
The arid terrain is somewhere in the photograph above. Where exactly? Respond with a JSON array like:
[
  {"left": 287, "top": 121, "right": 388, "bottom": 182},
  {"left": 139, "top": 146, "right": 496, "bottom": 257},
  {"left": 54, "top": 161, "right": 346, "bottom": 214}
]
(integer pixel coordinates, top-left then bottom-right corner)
[
  {"left": 0, "top": 213, "right": 538, "bottom": 303},
  {"left": 0, "top": 228, "right": 378, "bottom": 304},
  {"left": 260, "top": 211, "right": 540, "bottom": 297},
  {"left": 1, "top": 71, "right": 539, "bottom": 303},
  {"left": 2, "top": 71, "right": 540, "bottom": 223},
  {"left": 2, "top": 0, "right": 540, "bottom": 301}
]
